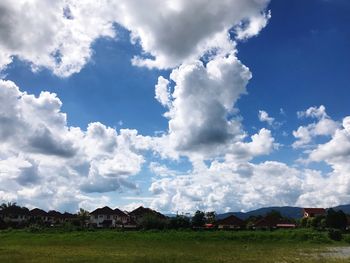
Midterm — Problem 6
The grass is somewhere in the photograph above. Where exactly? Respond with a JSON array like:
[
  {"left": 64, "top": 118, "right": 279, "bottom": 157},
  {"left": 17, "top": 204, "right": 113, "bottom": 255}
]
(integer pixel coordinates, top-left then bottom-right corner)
[{"left": 0, "top": 229, "right": 349, "bottom": 262}]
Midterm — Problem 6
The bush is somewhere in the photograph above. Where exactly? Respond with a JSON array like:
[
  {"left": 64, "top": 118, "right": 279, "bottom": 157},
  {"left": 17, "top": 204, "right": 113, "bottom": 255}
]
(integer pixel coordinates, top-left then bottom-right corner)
[
  {"left": 169, "top": 216, "right": 191, "bottom": 230},
  {"left": 139, "top": 215, "right": 168, "bottom": 230},
  {"left": 27, "top": 224, "right": 42, "bottom": 233},
  {"left": 328, "top": 228, "right": 342, "bottom": 241},
  {"left": 343, "top": 234, "right": 350, "bottom": 243},
  {"left": 0, "top": 218, "right": 7, "bottom": 229}
]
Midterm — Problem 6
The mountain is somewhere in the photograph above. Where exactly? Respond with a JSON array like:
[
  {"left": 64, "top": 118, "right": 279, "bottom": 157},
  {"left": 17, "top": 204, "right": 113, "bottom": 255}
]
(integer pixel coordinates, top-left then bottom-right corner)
[
  {"left": 217, "top": 204, "right": 350, "bottom": 220},
  {"left": 216, "top": 212, "right": 248, "bottom": 220},
  {"left": 217, "top": 206, "right": 303, "bottom": 220},
  {"left": 332, "top": 204, "right": 350, "bottom": 214},
  {"left": 167, "top": 204, "right": 350, "bottom": 220}
]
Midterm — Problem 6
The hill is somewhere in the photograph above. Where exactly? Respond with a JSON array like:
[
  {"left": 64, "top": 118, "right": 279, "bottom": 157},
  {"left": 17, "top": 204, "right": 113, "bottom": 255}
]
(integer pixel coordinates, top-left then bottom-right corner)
[
  {"left": 217, "top": 206, "right": 302, "bottom": 220},
  {"left": 169, "top": 204, "right": 350, "bottom": 220},
  {"left": 217, "top": 204, "right": 350, "bottom": 220}
]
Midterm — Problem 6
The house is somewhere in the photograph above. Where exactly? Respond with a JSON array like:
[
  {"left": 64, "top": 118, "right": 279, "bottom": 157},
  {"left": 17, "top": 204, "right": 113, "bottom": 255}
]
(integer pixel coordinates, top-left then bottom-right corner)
[
  {"left": 0, "top": 205, "right": 30, "bottom": 225},
  {"left": 90, "top": 206, "right": 129, "bottom": 228},
  {"left": 90, "top": 206, "right": 115, "bottom": 228},
  {"left": 30, "top": 208, "right": 49, "bottom": 223},
  {"left": 61, "top": 212, "right": 77, "bottom": 223},
  {"left": 47, "top": 210, "right": 64, "bottom": 225},
  {"left": 253, "top": 215, "right": 280, "bottom": 229},
  {"left": 30, "top": 209, "right": 75, "bottom": 226},
  {"left": 215, "top": 215, "right": 245, "bottom": 229},
  {"left": 346, "top": 215, "right": 350, "bottom": 230},
  {"left": 114, "top": 208, "right": 129, "bottom": 225},
  {"left": 302, "top": 208, "right": 326, "bottom": 218},
  {"left": 129, "top": 206, "right": 166, "bottom": 223}
]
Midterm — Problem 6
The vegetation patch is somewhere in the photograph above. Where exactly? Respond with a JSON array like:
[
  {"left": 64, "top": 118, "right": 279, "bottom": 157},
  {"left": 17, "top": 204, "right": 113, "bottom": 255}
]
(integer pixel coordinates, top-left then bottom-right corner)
[{"left": 0, "top": 230, "right": 350, "bottom": 263}]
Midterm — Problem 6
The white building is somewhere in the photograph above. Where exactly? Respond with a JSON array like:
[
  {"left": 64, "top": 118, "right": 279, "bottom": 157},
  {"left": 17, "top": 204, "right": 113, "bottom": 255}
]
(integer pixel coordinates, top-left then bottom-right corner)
[{"left": 90, "top": 206, "right": 129, "bottom": 228}]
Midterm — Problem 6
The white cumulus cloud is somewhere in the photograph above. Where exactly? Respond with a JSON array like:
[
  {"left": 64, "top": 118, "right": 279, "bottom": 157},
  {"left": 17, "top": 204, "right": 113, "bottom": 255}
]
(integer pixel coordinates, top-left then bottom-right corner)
[
  {"left": 0, "top": 80, "right": 148, "bottom": 211},
  {"left": 293, "top": 105, "right": 339, "bottom": 148},
  {"left": 0, "top": 0, "right": 271, "bottom": 76}
]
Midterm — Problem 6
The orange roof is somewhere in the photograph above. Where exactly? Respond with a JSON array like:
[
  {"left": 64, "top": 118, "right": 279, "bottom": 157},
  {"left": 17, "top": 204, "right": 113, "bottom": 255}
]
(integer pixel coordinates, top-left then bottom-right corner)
[{"left": 303, "top": 208, "right": 326, "bottom": 214}]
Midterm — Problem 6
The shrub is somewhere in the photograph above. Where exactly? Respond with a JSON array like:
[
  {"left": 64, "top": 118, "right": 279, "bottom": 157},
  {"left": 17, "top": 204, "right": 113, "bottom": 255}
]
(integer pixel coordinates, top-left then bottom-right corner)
[
  {"left": 0, "top": 218, "right": 7, "bottom": 229},
  {"left": 343, "top": 234, "right": 350, "bottom": 244},
  {"left": 28, "top": 224, "right": 42, "bottom": 233},
  {"left": 139, "top": 215, "right": 168, "bottom": 230},
  {"left": 328, "top": 228, "right": 342, "bottom": 241},
  {"left": 169, "top": 216, "right": 191, "bottom": 230}
]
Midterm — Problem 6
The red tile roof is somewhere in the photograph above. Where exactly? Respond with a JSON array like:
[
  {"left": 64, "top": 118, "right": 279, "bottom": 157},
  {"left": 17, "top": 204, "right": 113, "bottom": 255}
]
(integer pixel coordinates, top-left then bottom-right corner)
[{"left": 303, "top": 208, "right": 326, "bottom": 215}]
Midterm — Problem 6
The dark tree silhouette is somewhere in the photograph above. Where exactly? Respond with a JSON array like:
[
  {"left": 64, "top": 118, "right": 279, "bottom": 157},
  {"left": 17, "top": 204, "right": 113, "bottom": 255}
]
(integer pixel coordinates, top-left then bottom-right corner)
[
  {"left": 192, "top": 210, "right": 205, "bottom": 227},
  {"left": 326, "top": 208, "right": 347, "bottom": 230}
]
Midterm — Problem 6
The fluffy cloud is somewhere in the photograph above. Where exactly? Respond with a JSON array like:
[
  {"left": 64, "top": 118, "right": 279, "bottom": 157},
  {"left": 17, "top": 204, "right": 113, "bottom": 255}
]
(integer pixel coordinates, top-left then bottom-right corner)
[
  {"left": 149, "top": 159, "right": 304, "bottom": 213},
  {"left": 235, "top": 10, "right": 271, "bottom": 40},
  {"left": 294, "top": 115, "right": 350, "bottom": 208},
  {"left": 309, "top": 117, "right": 350, "bottom": 166},
  {"left": 2, "top": 79, "right": 350, "bottom": 212},
  {"left": 147, "top": 106, "right": 350, "bottom": 213},
  {"left": 156, "top": 53, "right": 252, "bottom": 156},
  {"left": 148, "top": 128, "right": 278, "bottom": 213},
  {"left": 154, "top": 76, "right": 171, "bottom": 107},
  {"left": 293, "top": 105, "right": 339, "bottom": 148},
  {"left": 149, "top": 162, "right": 178, "bottom": 177},
  {"left": 0, "top": 0, "right": 277, "bottom": 212},
  {"left": 297, "top": 105, "right": 328, "bottom": 119},
  {"left": 0, "top": 75, "right": 278, "bottom": 212},
  {"left": 8, "top": 0, "right": 350, "bottom": 213},
  {"left": 119, "top": 0, "right": 271, "bottom": 69},
  {"left": 258, "top": 110, "right": 275, "bottom": 126},
  {"left": 0, "top": 0, "right": 271, "bottom": 75},
  {"left": 0, "top": 80, "right": 147, "bottom": 211},
  {"left": 0, "top": 0, "right": 116, "bottom": 77}
]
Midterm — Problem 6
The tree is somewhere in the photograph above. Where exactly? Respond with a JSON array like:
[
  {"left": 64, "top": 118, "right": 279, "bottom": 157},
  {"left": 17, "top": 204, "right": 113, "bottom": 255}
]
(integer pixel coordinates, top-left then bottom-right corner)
[
  {"left": 266, "top": 210, "right": 282, "bottom": 220},
  {"left": 77, "top": 208, "right": 90, "bottom": 227},
  {"left": 307, "top": 217, "right": 317, "bottom": 228},
  {"left": 300, "top": 217, "right": 308, "bottom": 228},
  {"left": 305, "top": 215, "right": 324, "bottom": 229},
  {"left": 169, "top": 215, "right": 191, "bottom": 229},
  {"left": 326, "top": 208, "right": 347, "bottom": 230},
  {"left": 205, "top": 211, "right": 216, "bottom": 224},
  {"left": 191, "top": 210, "right": 205, "bottom": 227},
  {"left": 245, "top": 215, "right": 263, "bottom": 229},
  {"left": 0, "top": 202, "right": 17, "bottom": 210},
  {"left": 139, "top": 214, "right": 168, "bottom": 230}
]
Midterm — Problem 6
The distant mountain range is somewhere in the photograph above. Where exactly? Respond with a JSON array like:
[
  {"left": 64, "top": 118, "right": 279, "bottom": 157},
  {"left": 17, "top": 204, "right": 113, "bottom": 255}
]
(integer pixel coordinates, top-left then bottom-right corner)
[
  {"left": 216, "top": 204, "right": 350, "bottom": 220},
  {"left": 216, "top": 206, "right": 302, "bottom": 220},
  {"left": 166, "top": 204, "right": 350, "bottom": 220}
]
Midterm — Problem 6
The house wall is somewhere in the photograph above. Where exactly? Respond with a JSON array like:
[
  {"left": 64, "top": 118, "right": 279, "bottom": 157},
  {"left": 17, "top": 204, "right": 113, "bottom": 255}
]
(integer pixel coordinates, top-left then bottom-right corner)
[
  {"left": 3, "top": 214, "right": 28, "bottom": 223},
  {"left": 90, "top": 214, "right": 129, "bottom": 227},
  {"left": 90, "top": 214, "right": 113, "bottom": 227}
]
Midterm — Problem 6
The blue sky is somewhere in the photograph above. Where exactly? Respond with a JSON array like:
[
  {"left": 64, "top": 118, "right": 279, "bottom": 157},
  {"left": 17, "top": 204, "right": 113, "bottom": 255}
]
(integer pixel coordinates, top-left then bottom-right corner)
[{"left": 0, "top": 0, "right": 350, "bottom": 213}]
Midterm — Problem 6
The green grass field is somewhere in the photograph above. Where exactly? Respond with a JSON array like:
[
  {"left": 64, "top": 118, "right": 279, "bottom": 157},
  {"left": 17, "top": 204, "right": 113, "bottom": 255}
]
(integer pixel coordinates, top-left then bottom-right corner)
[{"left": 0, "top": 229, "right": 349, "bottom": 262}]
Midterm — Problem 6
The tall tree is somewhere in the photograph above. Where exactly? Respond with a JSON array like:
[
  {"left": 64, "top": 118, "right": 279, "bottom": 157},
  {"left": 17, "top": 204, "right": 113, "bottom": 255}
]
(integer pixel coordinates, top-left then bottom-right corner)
[
  {"left": 0, "top": 202, "right": 17, "bottom": 210},
  {"left": 205, "top": 211, "right": 216, "bottom": 224},
  {"left": 326, "top": 208, "right": 347, "bottom": 230},
  {"left": 77, "top": 208, "right": 90, "bottom": 227},
  {"left": 192, "top": 210, "right": 205, "bottom": 227}
]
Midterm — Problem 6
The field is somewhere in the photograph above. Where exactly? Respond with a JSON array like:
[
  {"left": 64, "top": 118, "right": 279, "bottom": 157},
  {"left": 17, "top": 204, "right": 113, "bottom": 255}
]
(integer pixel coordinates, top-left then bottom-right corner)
[{"left": 0, "top": 229, "right": 350, "bottom": 262}]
